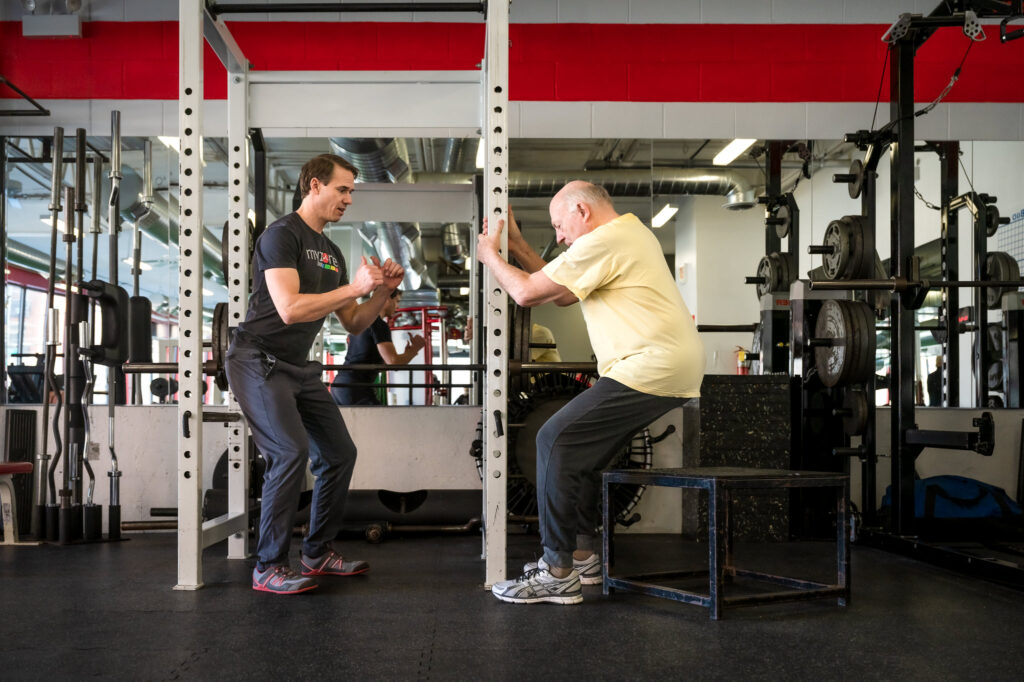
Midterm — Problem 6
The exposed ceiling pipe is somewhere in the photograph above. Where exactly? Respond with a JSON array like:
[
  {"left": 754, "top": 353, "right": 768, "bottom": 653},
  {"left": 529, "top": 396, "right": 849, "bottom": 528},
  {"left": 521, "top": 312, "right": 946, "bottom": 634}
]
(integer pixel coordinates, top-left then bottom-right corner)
[
  {"left": 7, "top": 238, "right": 67, "bottom": 278},
  {"left": 442, "top": 223, "right": 467, "bottom": 267},
  {"left": 329, "top": 138, "right": 411, "bottom": 183},
  {"left": 117, "top": 169, "right": 225, "bottom": 282},
  {"left": 411, "top": 168, "right": 758, "bottom": 210},
  {"left": 441, "top": 139, "right": 463, "bottom": 173},
  {"left": 330, "top": 138, "right": 437, "bottom": 294}
]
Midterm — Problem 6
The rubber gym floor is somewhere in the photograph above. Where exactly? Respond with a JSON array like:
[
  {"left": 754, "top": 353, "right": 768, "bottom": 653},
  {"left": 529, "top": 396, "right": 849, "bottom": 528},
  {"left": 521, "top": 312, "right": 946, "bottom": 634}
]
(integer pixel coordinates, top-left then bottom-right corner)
[{"left": 2, "top": 531, "right": 1023, "bottom": 680}]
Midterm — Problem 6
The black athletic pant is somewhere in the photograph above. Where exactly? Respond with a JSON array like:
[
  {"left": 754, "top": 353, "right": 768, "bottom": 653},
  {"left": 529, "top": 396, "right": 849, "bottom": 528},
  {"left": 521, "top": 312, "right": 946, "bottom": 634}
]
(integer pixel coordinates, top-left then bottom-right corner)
[
  {"left": 226, "top": 338, "right": 357, "bottom": 570},
  {"left": 536, "top": 377, "right": 691, "bottom": 570}
]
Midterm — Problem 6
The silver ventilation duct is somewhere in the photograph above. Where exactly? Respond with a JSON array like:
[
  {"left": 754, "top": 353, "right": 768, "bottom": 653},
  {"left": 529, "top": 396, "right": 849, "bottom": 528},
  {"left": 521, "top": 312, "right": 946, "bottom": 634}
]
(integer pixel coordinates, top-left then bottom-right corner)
[
  {"left": 7, "top": 238, "right": 67, "bottom": 278},
  {"left": 441, "top": 139, "right": 464, "bottom": 173},
  {"left": 442, "top": 223, "right": 467, "bottom": 267},
  {"left": 412, "top": 168, "right": 757, "bottom": 209},
  {"left": 329, "top": 138, "right": 411, "bottom": 183},
  {"left": 330, "top": 138, "right": 436, "bottom": 294},
  {"left": 117, "top": 169, "right": 225, "bottom": 282}
]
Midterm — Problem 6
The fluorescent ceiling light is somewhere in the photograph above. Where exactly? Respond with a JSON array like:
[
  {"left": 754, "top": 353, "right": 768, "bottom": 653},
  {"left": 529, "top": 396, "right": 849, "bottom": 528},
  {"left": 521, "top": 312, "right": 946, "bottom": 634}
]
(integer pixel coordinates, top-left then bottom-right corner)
[
  {"left": 651, "top": 204, "right": 678, "bottom": 228},
  {"left": 459, "top": 287, "right": 470, "bottom": 295},
  {"left": 157, "top": 136, "right": 180, "bottom": 152},
  {"left": 122, "top": 258, "right": 152, "bottom": 271},
  {"left": 475, "top": 140, "right": 484, "bottom": 169},
  {"left": 158, "top": 136, "right": 205, "bottom": 167},
  {"left": 41, "top": 217, "right": 67, "bottom": 232},
  {"left": 712, "top": 138, "right": 757, "bottom": 166}
]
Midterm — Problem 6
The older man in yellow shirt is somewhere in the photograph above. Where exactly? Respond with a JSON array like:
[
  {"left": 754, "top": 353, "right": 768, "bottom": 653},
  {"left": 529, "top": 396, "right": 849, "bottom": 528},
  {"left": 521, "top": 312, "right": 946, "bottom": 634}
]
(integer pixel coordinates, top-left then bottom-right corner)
[{"left": 477, "top": 181, "right": 705, "bottom": 605}]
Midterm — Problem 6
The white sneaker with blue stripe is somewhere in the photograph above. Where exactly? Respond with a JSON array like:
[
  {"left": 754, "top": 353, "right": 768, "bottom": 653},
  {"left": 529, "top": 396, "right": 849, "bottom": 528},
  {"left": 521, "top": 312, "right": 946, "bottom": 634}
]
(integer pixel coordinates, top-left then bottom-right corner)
[
  {"left": 491, "top": 566, "right": 583, "bottom": 605},
  {"left": 523, "top": 554, "right": 602, "bottom": 586}
]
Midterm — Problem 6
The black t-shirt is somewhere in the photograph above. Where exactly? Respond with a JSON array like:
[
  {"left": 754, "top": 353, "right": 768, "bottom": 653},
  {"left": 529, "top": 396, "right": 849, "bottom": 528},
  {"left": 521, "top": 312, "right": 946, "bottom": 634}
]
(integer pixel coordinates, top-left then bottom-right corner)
[
  {"left": 333, "top": 316, "right": 392, "bottom": 389},
  {"left": 235, "top": 212, "right": 347, "bottom": 365}
]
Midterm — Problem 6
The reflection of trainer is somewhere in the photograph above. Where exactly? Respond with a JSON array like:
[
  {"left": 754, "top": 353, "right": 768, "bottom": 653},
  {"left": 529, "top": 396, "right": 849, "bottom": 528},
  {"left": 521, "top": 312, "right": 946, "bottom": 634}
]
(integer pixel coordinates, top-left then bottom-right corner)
[
  {"left": 331, "top": 289, "right": 426, "bottom": 405},
  {"left": 477, "top": 182, "right": 705, "bottom": 605},
  {"left": 225, "top": 153, "right": 405, "bottom": 595}
]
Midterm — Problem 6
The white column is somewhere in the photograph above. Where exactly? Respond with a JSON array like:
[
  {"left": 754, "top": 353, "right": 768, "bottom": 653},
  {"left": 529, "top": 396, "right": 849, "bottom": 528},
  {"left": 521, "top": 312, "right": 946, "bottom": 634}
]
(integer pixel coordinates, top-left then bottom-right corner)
[
  {"left": 175, "top": 0, "right": 206, "bottom": 590},
  {"left": 225, "top": 67, "right": 250, "bottom": 560},
  {"left": 483, "top": 0, "right": 510, "bottom": 588}
]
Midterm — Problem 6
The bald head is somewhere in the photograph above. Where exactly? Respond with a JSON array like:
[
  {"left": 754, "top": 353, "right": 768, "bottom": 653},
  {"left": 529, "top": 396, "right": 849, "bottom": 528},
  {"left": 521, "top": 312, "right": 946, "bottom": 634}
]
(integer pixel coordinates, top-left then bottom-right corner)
[
  {"left": 552, "top": 181, "right": 613, "bottom": 215},
  {"left": 548, "top": 181, "right": 620, "bottom": 246}
]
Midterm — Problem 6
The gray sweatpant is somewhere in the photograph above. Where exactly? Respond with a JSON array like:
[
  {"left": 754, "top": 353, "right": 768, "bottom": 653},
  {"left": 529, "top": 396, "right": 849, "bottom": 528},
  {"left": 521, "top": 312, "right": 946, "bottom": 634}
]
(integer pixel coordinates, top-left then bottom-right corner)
[
  {"left": 225, "top": 339, "right": 357, "bottom": 570},
  {"left": 536, "top": 377, "right": 691, "bottom": 570}
]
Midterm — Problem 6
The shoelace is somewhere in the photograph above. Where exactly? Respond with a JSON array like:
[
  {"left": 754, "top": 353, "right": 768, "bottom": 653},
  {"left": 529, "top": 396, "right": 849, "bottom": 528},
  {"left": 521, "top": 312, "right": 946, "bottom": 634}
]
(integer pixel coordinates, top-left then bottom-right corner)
[
  {"left": 268, "top": 566, "right": 299, "bottom": 579},
  {"left": 517, "top": 567, "right": 544, "bottom": 582}
]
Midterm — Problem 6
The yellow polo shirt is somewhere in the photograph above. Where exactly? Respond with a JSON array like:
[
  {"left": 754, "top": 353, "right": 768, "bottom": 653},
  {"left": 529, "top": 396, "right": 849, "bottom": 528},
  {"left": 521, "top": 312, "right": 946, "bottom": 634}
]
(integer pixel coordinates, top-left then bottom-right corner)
[{"left": 541, "top": 213, "right": 705, "bottom": 398}]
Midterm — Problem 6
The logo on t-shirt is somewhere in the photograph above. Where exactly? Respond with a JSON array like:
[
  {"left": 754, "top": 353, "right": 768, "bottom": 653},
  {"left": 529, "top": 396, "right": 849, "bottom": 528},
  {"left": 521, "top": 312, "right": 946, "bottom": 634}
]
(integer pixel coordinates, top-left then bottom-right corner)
[{"left": 306, "top": 248, "right": 339, "bottom": 272}]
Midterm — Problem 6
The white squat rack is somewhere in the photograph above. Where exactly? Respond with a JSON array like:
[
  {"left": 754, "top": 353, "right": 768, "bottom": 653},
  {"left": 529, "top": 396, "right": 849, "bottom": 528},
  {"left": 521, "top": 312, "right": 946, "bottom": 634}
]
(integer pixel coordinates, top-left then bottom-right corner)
[{"left": 174, "top": 0, "right": 510, "bottom": 590}]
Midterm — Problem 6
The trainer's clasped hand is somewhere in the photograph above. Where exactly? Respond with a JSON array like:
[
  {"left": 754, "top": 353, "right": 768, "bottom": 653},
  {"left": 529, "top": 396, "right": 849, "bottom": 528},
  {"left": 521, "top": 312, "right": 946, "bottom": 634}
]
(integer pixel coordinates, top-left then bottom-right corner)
[
  {"left": 378, "top": 257, "right": 405, "bottom": 291},
  {"left": 352, "top": 255, "right": 384, "bottom": 296}
]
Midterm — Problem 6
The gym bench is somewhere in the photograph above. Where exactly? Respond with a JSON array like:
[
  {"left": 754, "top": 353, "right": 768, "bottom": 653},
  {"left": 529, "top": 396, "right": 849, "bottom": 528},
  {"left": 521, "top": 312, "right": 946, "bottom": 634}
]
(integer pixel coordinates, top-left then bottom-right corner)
[{"left": 602, "top": 467, "right": 850, "bottom": 620}]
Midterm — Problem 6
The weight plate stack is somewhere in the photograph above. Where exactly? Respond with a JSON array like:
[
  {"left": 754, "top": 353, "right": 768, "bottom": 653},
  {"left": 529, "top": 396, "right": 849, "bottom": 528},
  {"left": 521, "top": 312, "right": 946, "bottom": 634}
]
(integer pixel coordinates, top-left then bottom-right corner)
[
  {"left": 814, "top": 299, "right": 876, "bottom": 388},
  {"left": 755, "top": 251, "right": 795, "bottom": 299},
  {"left": 821, "top": 215, "right": 872, "bottom": 281}
]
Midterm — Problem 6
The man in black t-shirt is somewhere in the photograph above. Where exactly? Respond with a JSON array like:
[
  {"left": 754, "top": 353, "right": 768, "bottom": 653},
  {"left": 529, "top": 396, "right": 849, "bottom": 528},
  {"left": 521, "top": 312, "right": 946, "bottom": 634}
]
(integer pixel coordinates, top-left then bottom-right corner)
[
  {"left": 226, "top": 153, "right": 405, "bottom": 595},
  {"left": 330, "top": 289, "right": 426, "bottom": 405}
]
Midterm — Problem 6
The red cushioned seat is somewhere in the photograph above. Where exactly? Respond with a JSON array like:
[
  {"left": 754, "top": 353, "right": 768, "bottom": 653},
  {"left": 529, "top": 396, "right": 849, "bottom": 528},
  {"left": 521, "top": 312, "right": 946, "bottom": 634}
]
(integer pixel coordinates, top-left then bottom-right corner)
[{"left": 0, "top": 462, "right": 32, "bottom": 476}]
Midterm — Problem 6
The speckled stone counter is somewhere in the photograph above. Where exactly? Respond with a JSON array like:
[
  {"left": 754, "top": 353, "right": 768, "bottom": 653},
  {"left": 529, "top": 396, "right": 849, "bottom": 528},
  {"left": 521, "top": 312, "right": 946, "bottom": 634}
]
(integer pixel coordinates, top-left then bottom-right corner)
[{"left": 684, "top": 374, "right": 794, "bottom": 541}]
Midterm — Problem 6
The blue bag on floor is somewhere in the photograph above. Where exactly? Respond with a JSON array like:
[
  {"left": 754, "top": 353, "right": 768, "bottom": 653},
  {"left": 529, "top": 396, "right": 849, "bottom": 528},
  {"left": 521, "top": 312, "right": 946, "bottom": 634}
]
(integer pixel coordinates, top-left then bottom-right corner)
[{"left": 881, "top": 475, "right": 1023, "bottom": 519}]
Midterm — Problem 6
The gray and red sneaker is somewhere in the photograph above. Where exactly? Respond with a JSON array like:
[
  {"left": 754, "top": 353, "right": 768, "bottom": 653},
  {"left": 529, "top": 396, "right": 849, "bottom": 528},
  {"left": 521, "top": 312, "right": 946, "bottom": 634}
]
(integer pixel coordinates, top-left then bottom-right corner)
[
  {"left": 300, "top": 549, "right": 369, "bottom": 577},
  {"left": 252, "top": 565, "right": 318, "bottom": 594}
]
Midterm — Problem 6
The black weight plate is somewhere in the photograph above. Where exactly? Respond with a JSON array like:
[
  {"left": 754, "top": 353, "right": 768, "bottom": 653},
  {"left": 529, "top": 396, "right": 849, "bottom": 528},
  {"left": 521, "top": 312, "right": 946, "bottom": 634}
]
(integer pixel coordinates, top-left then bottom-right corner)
[
  {"left": 814, "top": 300, "right": 848, "bottom": 387},
  {"left": 822, "top": 220, "right": 851, "bottom": 281},
  {"left": 814, "top": 299, "right": 875, "bottom": 387},
  {"left": 987, "top": 323, "right": 1003, "bottom": 356},
  {"left": 844, "top": 216, "right": 862, "bottom": 280},
  {"left": 756, "top": 255, "right": 775, "bottom": 298},
  {"left": 986, "top": 205, "right": 1001, "bottom": 238},
  {"left": 848, "top": 159, "right": 864, "bottom": 200},
  {"left": 842, "top": 390, "right": 868, "bottom": 436},
  {"left": 774, "top": 205, "right": 791, "bottom": 239},
  {"left": 987, "top": 360, "right": 1004, "bottom": 391},
  {"left": 212, "top": 302, "right": 230, "bottom": 391},
  {"left": 776, "top": 252, "right": 794, "bottom": 294},
  {"left": 845, "top": 215, "right": 873, "bottom": 279},
  {"left": 221, "top": 220, "right": 230, "bottom": 284},
  {"left": 985, "top": 252, "right": 1021, "bottom": 309},
  {"left": 853, "top": 300, "right": 877, "bottom": 385}
]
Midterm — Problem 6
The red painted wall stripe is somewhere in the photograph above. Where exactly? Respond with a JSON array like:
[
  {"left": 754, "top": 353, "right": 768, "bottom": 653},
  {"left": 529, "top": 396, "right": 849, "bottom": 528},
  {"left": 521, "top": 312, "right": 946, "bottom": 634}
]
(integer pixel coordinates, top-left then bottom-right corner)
[{"left": 2, "top": 21, "right": 1023, "bottom": 103}]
